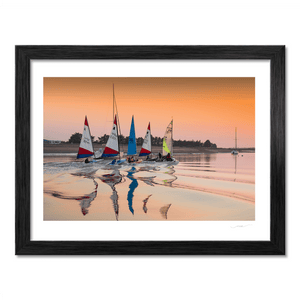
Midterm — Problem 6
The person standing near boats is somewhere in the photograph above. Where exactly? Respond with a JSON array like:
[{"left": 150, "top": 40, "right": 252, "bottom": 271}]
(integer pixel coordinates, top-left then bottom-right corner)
[{"left": 166, "top": 153, "right": 172, "bottom": 161}]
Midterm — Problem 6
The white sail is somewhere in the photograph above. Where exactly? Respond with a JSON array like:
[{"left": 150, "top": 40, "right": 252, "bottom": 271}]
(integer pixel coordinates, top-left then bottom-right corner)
[
  {"left": 163, "top": 120, "right": 173, "bottom": 156},
  {"left": 139, "top": 122, "right": 151, "bottom": 156},
  {"left": 102, "top": 115, "right": 119, "bottom": 157},
  {"left": 77, "top": 116, "right": 94, "bottom": 158}
]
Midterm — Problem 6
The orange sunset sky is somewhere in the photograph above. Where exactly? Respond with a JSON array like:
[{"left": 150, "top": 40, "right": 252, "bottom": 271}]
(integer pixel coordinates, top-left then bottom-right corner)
[{"left": 44, "top": 77, "right": 255, "bottom": 148}]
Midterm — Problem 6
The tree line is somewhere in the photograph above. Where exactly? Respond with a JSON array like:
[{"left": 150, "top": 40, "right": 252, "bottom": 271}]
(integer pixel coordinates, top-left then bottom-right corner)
[{"left": 68, "top": 132, "right": 217, "bottom": 148}]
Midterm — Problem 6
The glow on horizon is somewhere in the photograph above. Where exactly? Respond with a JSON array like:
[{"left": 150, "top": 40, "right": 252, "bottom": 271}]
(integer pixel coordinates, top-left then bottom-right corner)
[{"left": 44, "top": 77, "right": 255, "bottom": 148}]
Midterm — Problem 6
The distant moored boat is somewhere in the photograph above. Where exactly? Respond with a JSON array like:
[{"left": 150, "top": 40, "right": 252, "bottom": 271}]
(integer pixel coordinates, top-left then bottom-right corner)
[{"left": 231, "top": 127, "right": 239, "bottom": 155}]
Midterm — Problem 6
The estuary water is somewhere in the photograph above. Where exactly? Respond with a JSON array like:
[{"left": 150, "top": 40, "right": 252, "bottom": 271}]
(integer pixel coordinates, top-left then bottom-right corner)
[{"left": 43, "top": 153, "right": 255, "bottom": 221}]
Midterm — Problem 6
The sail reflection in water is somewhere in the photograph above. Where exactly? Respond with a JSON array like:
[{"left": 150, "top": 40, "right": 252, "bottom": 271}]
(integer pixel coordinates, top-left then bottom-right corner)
[
  {"left": 126, "top": 167, "right": 138, "bottom": 215},
  {"left": 78, "top": 181, "right": 98, "bottom": 216},
  {"left": 160, "top": 204, "right": 172, "bottom": 219},
  {"left": 98, "top": 170, "right": 122, "bottom": 220},
  {"left": 142, "top": 194, "right": 152, "bottom": 214}
]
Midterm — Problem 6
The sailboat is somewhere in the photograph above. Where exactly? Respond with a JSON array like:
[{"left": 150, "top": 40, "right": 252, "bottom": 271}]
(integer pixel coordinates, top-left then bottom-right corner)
[
  {"left": 163, "top": 119, "right": 173, "bottom": 157},
  {"left": 101, "top": 115, "right": 119, "bottom": 158},
  {"left": 139, "top": 122, "right": 151, "bottom": 157},
  {"left": 126, "top": 116, "right": 143, "bottom": 164},
  {"left": 231, "top": 127, "right": 239, "bottom": 155},
  {"left": 77, "top": 116, "right": 94, "bottom": 159},
  {"left": 100, "top": 85, "right": 126, "bottom": 165},
  {"left": 160, "top": 119, "right": 178, "bottom": 164}
]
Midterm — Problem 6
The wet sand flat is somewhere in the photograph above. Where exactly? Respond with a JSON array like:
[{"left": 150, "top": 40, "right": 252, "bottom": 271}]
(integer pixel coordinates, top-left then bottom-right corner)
[{"left": 43, "top": 153, "right": 255, "bottom": 221}]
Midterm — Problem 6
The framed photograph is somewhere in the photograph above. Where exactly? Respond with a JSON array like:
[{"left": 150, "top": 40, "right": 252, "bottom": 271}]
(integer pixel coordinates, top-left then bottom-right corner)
[{"left": 16, "top": 46, "right": 285, "bottom": 255}]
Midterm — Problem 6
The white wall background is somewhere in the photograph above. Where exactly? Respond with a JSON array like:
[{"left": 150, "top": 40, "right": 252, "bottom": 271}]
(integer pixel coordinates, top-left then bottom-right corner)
[{"left": 1, "top": 1, "right": 298, "bottom": 299}]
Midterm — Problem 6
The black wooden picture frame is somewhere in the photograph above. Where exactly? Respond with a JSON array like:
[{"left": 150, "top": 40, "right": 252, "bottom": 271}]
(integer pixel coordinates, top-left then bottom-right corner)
[{"left": 15, "top": 46, "right": 285, "bottom": 255}]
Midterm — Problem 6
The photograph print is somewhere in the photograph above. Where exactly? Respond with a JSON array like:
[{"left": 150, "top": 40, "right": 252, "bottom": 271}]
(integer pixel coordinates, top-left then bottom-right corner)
[{"left": 43, "top": 77, "right": 255, "bottom": 221}]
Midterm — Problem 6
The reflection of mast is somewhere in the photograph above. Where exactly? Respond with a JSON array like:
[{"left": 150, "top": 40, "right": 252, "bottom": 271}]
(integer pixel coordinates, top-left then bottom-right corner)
[
  {"left": 160, "top": 204, "right": 172, "bottom": 219},
  {"left": 234, "top": 155, "right": 237, "bottom": 175},
  {"left": 142, "top": 194, "right": 152, "bottom": 214}
]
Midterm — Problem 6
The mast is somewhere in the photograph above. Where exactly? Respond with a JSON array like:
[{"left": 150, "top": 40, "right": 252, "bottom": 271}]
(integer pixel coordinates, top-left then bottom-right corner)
[
  {"left": 87, "top": 115, "right": 95, "bottom": 156},
  {"left": 116, "top": 114, "right": 120, "bottom": 160},
  {"left": 171, "top": 118, "right": 173, "bottom": 156},
  {"left": 113, "top": 84, "right": 115, "bottom": 122},
  {"left": 113, "top": 84, "right": 121, "bottom": 160}
]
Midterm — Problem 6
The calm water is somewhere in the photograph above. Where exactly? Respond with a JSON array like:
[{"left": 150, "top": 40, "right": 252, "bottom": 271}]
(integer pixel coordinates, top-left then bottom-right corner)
[{"left": 43, "top": 153, "right": 255, "bottom": 221}]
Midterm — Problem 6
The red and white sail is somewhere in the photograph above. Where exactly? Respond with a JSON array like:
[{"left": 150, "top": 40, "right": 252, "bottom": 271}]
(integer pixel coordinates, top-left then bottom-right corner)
[
  {"left": 102, "top": 115, "right": 119, "bottom": 157},
  {"left": 139, "top": 122, "right": 151, "bottom": 156},
  {"left": 77, "top": 116, "right": 94, "bottom": 159}
]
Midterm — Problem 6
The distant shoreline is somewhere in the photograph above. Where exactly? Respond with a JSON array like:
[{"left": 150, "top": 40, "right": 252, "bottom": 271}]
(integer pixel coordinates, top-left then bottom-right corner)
[{"left": 44, "top": 143, "right": 255, "bottom": 154}]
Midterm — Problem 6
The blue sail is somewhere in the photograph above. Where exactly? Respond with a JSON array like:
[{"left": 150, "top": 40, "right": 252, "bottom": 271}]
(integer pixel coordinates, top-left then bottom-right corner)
[{"left": 127, "top": 116, "right": 137, "bottom": 155}]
